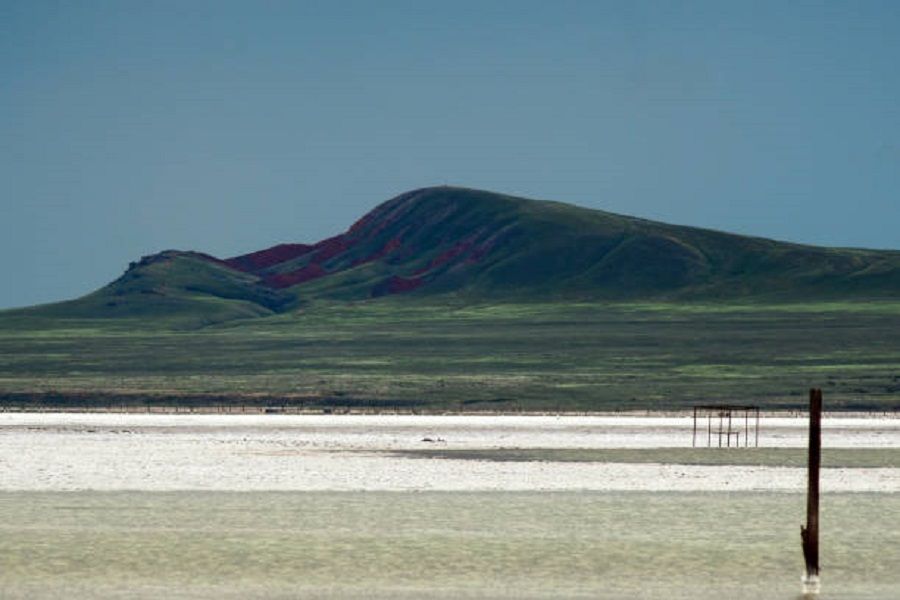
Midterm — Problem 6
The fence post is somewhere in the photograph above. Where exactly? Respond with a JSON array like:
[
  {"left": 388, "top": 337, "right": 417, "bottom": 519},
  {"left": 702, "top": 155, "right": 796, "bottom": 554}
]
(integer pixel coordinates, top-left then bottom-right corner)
[{"left": 801, "top": 388, "right": 822, "bottom": 594}]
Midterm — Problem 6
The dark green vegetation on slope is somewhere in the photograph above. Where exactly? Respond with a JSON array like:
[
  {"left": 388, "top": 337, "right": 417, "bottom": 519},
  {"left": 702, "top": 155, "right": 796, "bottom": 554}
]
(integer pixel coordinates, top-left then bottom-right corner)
[
  {"left": 1, "top": 300, "right": 898, "bottom": 411},
  {"left": 8, "top": 187, "right": 899, "bottom": 327},
  {"left": 6, "top": 251, "right": 287, "bottom": 329}
]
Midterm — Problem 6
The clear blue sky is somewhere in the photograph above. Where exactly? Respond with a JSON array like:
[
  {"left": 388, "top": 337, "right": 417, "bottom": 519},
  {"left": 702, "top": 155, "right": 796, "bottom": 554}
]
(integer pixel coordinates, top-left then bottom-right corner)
[{"left": 3, "top": 1, "right": 899, "bottom": 308}]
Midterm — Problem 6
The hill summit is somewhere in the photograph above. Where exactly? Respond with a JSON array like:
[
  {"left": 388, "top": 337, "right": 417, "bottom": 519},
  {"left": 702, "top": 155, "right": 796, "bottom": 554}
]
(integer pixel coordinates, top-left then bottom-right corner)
[{"left": 15, "top": 187, "right": 900, "bottom": 324}]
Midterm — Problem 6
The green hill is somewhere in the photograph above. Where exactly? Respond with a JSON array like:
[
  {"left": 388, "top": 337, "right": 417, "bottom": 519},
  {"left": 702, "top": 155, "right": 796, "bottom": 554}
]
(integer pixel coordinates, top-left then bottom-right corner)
[
  {"left": 260, "top": 186, "right": 896, "bottom": 302},
  {"left": 6, "top": 251, "right": 290, "bottom": 329},
  {"left": 6, "top": 186, "right": 899, "bottom": 325}
]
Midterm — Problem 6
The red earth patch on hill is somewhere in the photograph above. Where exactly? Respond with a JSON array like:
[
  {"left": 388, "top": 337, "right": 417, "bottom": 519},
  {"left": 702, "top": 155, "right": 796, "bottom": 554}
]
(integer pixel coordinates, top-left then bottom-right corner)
[
  {"left": 354, "top": 236, "right": 403, "bottom": 267},
  {"left": 264, "top": 263, "right": 328, "bottom": 288},
  {"left": 371, "top": 275, "right": 425, "bottom": 297},
  {"left": 225, "top": 244, "right": 314, "bottom": 273},
  {"left": 311, "top": 235, "right": 353, "bottom": 264},
  {"left": 412, "top": 242, "right": 472, "bottom": 276}
]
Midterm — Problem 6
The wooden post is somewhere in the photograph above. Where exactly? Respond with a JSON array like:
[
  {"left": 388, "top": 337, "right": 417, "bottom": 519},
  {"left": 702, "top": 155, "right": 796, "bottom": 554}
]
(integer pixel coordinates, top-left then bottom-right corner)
[
  {"left": 692, "top": 407, "right": 697, "bottom": 447},
  {"left": 744, "top": 410, "right": 749, "bottom": 448},
  {"left": 718, "top": 412, "right": 723, "bottom": 447},
  {"left": 727, "top": 410, "right": 732, "bottom": 448},
  {"left": 801, "top": 388, "right": 822, "bottom": 593},
  {"left": 755, "top": 407, "right": 759, "bottom": 447}
]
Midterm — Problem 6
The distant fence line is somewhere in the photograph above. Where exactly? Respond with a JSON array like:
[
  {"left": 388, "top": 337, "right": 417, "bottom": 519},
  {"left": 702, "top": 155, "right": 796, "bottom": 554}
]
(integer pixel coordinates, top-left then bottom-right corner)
[
  {"left": 0, "top": 393, "right": 898, "bottom": 417},
  {"left": 0, "top": 392, "right": 425, "bottom": 414}
]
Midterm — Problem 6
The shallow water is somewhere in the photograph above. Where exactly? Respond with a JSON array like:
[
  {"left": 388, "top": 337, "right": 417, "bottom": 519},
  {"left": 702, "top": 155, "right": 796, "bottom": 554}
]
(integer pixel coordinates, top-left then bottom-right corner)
[{"left": 0, "top": 491, "right": 898, "bottom": 599}]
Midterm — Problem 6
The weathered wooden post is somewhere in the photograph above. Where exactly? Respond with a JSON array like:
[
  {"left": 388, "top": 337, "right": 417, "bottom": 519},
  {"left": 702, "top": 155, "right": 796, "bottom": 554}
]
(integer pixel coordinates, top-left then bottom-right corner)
[
  {"left": 755, "top": 407, "right": 760, "bottom": 447},
  {"left": 726, "top": 410, "right": 732, "bottom": 447},
  {"left": 801, "top": 387, "right": 822, "bottom": 594},
  {"left": 692, "top": 406, "right": 698, "bottom": 447}
]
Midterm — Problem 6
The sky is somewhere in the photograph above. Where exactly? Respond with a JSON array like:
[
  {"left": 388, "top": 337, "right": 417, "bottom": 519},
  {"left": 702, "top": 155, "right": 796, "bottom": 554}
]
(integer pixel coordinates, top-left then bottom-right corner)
[{"left": 2, "top": 0, "right": 899, "bottom": 309}]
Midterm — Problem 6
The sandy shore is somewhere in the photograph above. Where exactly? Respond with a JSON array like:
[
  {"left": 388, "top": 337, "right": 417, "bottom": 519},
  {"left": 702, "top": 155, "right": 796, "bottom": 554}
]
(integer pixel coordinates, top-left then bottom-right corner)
[{"left": 2, "top": 413, "right": 899, "bottom": 492}]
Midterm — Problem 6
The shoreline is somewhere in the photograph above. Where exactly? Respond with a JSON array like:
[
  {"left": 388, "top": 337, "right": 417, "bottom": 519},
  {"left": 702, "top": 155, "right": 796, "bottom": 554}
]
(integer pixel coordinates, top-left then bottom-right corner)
[{"left": 2, "top": 406, "right": 899, "bottom": 418}]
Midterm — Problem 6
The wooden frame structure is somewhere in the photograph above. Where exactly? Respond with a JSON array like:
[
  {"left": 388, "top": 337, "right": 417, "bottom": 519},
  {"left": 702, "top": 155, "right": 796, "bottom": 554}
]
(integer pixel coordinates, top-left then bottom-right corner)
[{"left": 692, "top": 404, "right": 760, "bottom": 448}]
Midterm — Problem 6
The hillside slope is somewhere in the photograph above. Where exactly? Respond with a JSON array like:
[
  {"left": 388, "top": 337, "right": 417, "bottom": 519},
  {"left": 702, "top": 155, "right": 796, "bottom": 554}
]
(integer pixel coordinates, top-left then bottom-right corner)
[
  {"left": 6, "top": 186, "right": 899, "bottom": 325},
  {"left": 6, "top": 251, "right": 290, "bottom": 328},
  {"left": 223, "top": 186, "right": 899, "bottom": 302}
]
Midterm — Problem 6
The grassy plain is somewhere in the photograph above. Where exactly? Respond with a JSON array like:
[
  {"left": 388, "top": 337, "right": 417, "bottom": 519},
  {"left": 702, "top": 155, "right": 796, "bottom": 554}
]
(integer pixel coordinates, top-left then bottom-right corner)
[
  {"left": 1, "top": 491, "right": 899, "bottom": 599},
  {"left": 0, "top": 299, "right": 898, "bottom": 411}
]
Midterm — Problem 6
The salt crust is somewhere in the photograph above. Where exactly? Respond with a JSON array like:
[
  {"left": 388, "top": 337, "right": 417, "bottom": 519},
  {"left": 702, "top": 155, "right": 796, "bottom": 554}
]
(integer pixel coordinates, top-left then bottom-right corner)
[{"left": 1, "top": 413, "right": 898, "bottom": 492}]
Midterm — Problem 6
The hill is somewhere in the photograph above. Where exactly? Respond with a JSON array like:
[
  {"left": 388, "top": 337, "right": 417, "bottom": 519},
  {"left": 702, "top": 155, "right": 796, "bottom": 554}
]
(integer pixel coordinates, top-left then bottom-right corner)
[
  {"left": 6, "top": 186, "right": 900, "bottom": 324},
  {"left": 2, "top": 186, "right": 898, "bottom": 411}
]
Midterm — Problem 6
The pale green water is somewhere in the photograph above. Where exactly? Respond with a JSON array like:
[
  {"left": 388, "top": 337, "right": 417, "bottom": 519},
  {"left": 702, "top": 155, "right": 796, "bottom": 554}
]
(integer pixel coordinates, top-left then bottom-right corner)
[{"left": 0, "top": 491, "right": 898, "bottom": 599}]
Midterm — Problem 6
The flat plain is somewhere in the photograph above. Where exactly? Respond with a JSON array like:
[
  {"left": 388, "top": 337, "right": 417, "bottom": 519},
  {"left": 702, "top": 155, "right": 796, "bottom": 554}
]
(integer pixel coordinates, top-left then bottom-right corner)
[
  {"left": 2, "top": 300, "right": 898, "bottom": 597},
  {"left": 1, "top": 300, "right": 899, "bottom": 411},
  {"left": 3, "top": 490, "right": 900, "bottom": 600}
]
